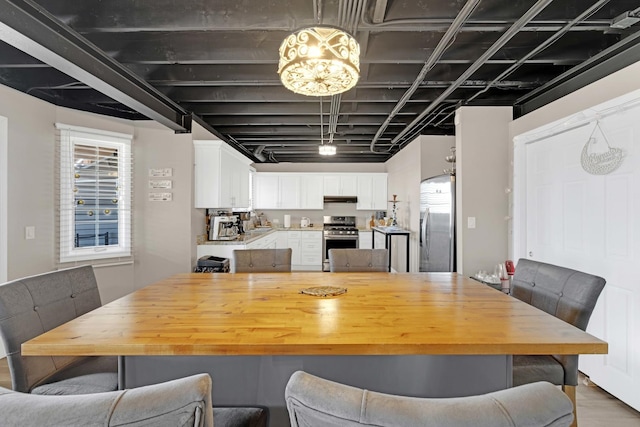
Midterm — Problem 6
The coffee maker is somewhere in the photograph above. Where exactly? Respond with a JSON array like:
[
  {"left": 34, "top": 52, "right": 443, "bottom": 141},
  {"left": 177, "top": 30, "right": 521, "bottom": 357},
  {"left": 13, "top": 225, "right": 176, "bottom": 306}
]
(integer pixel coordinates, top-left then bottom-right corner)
[{"left": 209, "top": 215, "right": 239, "bottom": 240}]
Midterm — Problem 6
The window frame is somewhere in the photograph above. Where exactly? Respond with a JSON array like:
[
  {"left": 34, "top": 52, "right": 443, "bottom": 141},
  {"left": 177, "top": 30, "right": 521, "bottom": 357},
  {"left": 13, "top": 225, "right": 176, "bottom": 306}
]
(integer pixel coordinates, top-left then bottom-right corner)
[{"left": 57, "top": 123, "right": 132, "bottom": 263}]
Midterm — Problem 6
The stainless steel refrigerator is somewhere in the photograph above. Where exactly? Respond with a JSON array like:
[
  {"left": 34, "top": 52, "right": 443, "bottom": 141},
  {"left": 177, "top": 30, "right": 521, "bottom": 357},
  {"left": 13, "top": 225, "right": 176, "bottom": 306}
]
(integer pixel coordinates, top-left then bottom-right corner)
[{"left": 419, "top": 174, "right": 456, "bottom": 272}]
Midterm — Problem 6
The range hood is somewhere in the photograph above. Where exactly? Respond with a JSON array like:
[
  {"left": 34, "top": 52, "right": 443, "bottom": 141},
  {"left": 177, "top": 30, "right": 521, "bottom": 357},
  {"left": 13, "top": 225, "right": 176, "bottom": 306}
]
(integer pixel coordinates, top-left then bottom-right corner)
[{"left": 323, "top": 196, "right": 358, "bottom": 204}]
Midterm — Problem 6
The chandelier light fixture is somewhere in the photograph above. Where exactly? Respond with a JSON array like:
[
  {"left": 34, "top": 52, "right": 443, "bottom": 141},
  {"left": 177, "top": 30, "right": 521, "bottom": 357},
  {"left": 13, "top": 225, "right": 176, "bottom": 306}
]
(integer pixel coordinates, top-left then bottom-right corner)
[
  {"left": 278, "top": 25, "right": 360, "bottom": 97},
  {"left": 318, "top": 99, "right": 336, "bottom": 155}
]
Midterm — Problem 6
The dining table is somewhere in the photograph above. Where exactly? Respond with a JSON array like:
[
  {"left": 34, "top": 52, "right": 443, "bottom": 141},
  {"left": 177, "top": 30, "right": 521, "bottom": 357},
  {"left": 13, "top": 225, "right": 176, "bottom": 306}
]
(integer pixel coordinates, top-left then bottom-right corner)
[{"left": 22, "top": 272, "right": 607, "bottom": 426}]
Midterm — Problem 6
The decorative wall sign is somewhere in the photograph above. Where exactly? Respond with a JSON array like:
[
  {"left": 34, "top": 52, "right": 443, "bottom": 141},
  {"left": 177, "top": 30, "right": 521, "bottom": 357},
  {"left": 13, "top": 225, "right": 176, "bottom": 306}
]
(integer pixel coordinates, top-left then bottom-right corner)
[
  {"left": 581, "top": 121, "right": 625, "bottom": 175},
  {"left": 149, "top": 168, "right": 173, "bottom": 177},
  {"left": 148, "top": 192, "right": 172, "bottom": 202},
  {"left": 148, "top": 180, "right": 172, "bottom": 189}
]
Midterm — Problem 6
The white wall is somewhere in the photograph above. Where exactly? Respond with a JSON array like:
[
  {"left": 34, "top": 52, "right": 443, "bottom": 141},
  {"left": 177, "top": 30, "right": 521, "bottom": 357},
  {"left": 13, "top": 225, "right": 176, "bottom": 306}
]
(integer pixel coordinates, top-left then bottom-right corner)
[
  {"left": 133, "top": 122, "right": 196, "bottom": 293},
  {"left": 0, "top": 115, "right": 6, "bottom": 283},
  {"left": 0, "top": 83, "right": 208, "bottom": 305},
  {"left": 455, "top": 106, "right": 511, "bottom": 276},
  {"left": 0, "top": 84, "right": 57, "bottom": 278}
]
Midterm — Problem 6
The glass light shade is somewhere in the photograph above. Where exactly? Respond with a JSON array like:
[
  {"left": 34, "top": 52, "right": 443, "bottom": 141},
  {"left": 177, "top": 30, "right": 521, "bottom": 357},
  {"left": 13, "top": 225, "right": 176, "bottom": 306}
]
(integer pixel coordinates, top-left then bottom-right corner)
[
  {"left": 278, "top": 26, "right": 360, "bottom": 97},
  {"left": 319, "top": 144, "right": 336, "bottom": 155}
]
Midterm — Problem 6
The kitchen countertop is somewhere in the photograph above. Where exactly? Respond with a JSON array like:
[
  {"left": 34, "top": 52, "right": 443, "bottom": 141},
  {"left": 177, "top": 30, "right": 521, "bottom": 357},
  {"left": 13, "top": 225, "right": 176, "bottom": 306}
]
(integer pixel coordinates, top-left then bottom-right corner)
[{"left": 199, "top": 226, "right": 323, "bottom": 245}]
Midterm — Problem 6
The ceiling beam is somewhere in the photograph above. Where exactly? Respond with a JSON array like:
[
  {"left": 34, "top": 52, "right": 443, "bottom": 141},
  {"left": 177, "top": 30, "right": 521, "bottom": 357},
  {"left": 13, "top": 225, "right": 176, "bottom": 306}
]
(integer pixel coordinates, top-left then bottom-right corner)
[
  {"left": 515, "top": 28, "right": 640, "bottom": 117},
  {"left": 0, "top": 0, "right": 190, "bottom": 132}
]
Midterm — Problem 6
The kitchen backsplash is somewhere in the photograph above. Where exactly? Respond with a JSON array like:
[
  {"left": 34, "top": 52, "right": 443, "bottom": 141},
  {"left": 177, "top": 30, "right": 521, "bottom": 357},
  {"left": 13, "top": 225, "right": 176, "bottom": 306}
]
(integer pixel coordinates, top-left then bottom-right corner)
[{"left": 258, "top": 203, "right": 383, "bottom": 229}]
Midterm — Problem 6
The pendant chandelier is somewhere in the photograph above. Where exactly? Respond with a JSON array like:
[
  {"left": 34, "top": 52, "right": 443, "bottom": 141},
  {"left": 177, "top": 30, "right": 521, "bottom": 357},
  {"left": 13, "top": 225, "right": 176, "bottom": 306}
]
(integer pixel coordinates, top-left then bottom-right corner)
[{"left": 278, "top": 25, "right": 360, "bottom": 97}]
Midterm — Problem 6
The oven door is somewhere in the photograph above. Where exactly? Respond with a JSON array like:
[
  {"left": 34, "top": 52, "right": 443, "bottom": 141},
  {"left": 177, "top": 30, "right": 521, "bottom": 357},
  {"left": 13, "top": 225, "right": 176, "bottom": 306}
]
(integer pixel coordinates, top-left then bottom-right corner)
[{"left": 323, "top": 235, "right": 359, "bottom": 271}]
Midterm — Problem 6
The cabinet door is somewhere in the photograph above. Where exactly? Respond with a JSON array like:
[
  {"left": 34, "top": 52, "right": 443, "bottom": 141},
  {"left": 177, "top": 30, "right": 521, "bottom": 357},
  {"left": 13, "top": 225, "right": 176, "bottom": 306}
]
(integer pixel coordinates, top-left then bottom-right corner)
[
  {"left": 254, "top": 174, "right": 280, "bottom": 209},
  {"left": 300, "top": 175, "right": 323, "bottom": 209},
  {"left": 275, "top": 231, "right": 288, "bottom": 249},
  {"left": 340, "top": 175, "right": 357, "bottom": 196},
  {"left": 193, "top": 142, "right": 221, "bottom": 208},
  {"left": 323, "top": 175, "right": 341, "bottom": 196},
  {"left": 219, "top": 150, "right": 235, "bottom": 207},
  {"left": 288, "top": 231, "right": 302, "bottom": 265},
  {"left": 371, "top": 174, "right": 388, "bottom": 210},
  {"left": 234, "top": 161, "right": 251, "bottom": 208},
  {"left": 356, "top": 175, "right": 374, "bottom": 210},
  {"left": 279, "top": 175, "right": 301, "bottom": 209},
  {"left": 359, "top": 231, "right": 373, "bottom": 249}
]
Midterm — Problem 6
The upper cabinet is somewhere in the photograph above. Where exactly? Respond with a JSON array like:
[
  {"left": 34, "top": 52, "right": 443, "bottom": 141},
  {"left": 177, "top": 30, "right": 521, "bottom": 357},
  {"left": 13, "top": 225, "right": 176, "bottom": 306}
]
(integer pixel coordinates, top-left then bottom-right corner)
[
  {"left": 254, "top": 173, "right": 322, "bottom": 210},
  {"left": 254, "top": 172, "right": 387, "bottom": 210},
  {"left": 194, "top": 140, "right": 252, "bottom": 209},
  {"left": 323, "top": 174, "right": 357, "bottom": 196},
  {"left": 357, "top": 174, "right": 388, "bottom": 210}
]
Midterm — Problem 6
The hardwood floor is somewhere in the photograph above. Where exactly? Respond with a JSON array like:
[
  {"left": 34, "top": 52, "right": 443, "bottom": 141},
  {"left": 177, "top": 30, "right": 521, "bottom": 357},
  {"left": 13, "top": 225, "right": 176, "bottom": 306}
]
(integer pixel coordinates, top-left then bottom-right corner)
[{"left": 0, "top": 358, "right": 637, "bottom": 425}]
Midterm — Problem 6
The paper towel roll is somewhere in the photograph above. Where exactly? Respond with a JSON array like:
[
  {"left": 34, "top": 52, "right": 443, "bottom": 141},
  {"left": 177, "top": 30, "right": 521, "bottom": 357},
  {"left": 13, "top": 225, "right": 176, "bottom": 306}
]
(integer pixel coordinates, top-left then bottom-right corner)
[{"left": 284, "top": 214, "right": 291, "bottom": 228}]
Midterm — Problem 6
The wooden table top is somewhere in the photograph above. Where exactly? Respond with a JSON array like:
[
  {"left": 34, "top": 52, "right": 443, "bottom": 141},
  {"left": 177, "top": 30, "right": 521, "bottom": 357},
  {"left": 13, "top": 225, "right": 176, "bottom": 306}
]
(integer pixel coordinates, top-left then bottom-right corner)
[{"left": 22, "top": 272, "right": 607, "bottom": 357}]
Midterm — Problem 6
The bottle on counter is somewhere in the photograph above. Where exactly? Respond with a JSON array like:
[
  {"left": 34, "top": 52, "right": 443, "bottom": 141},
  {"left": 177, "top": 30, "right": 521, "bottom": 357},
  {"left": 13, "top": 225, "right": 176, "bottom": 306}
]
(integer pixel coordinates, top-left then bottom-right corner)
[{"left": 369, "top": 215, "right": 375, "bottom": 229}]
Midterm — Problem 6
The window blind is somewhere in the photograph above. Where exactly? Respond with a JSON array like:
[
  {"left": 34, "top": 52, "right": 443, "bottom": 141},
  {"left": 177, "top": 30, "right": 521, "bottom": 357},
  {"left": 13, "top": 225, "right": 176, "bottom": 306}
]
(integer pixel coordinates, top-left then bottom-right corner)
[{"left": 56, "top": 123, "right": 133, "bottom": 265}]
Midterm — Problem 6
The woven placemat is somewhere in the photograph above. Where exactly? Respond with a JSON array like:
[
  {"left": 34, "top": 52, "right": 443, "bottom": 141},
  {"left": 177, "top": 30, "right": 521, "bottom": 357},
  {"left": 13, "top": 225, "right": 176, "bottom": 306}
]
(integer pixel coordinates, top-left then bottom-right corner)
[{"left": 300, "top": 286, "right": 347, "bottom": 297}]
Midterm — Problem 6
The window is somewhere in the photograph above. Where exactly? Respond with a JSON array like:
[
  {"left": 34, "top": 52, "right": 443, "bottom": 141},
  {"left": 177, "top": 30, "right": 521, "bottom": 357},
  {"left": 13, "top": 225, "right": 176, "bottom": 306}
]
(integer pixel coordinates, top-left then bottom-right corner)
[{"left": 57, "top": 124, "right": 132, "bottom": 263}]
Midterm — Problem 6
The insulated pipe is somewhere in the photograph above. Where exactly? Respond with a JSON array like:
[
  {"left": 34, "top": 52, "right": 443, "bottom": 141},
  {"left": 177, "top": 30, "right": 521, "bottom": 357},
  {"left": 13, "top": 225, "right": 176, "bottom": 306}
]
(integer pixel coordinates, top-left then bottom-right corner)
[
  {"left": 369, "top": 0, "right": 481, "bottom": 153},
  {"left": 387, "top": 0, "right": 555, "bottom": 149}
]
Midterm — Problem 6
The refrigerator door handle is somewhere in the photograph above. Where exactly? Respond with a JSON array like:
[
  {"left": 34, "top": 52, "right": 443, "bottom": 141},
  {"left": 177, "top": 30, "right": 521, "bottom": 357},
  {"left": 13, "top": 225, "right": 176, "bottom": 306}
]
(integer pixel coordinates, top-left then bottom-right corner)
[{"left": 422, "top": 208, "right": 429, "bottom": 260}]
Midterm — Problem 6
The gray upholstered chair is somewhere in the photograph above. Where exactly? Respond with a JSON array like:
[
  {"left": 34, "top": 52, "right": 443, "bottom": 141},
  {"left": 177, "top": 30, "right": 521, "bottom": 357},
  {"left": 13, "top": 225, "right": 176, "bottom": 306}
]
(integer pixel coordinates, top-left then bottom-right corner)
[
  {"left": 285, "top": 370, "right": 574, "bottom": 427},
  {"left": 0, "top": 373, "right": 213, "bottom": 426},
  {"left": 328, "top": 248, "right": 389, "bottom": 272},
  {"left": 233, "top": 248, "right": 292, "bottom": 272},
  {"left": 0, "top": 265, "right": 118, "bottom": 395},
  {"left": 511, "top": 258, "right": 606, "bottom": 426}
]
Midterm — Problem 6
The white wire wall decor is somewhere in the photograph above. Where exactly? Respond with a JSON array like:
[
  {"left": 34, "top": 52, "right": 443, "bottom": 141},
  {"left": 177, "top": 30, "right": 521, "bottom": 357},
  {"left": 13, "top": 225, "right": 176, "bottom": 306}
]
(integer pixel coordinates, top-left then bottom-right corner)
[{"left": 580, "top": 121, "right": 625, "bottom": 175}]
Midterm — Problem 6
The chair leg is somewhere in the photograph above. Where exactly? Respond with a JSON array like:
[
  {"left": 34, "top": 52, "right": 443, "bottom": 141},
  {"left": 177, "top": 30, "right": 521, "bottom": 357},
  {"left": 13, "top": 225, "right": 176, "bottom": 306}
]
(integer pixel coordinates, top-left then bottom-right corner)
[{"left": 562, "top": 385, "right": 577, "bottom": 427}]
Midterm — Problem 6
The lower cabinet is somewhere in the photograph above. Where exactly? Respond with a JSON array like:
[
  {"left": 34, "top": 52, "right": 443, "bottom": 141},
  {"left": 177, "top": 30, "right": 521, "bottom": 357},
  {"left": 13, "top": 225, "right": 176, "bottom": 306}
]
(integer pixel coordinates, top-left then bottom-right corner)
[
  {"left": 197, "top": 230, "right": 323, "bottom": 273},
  {"left": 358, "top": 230, "right": 373, "bottom": 249},
  {"left": 285, "top": 230, "right": 322, "bottom": 271}
]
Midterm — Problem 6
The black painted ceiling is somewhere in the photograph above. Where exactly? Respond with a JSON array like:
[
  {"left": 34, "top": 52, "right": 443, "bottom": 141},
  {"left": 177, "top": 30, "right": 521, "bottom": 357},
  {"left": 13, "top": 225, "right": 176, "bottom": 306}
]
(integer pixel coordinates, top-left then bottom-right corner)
[{"left": 1, "top": 0, "right": 639, "bottom": 162}]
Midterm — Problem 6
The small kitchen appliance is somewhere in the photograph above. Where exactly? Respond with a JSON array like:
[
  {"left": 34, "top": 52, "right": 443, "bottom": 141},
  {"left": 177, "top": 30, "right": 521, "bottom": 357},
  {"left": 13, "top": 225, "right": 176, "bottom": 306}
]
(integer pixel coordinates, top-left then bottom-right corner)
[
  {"left": 209, "top": 215, "right": 239, "bottom": 240},
  {"left": 300, "top": 217, "right": 310, "bottom": 228}
]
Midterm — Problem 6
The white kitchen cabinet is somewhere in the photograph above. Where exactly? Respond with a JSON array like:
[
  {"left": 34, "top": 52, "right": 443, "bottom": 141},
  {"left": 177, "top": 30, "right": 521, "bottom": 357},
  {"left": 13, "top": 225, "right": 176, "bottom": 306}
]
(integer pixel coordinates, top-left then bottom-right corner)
[
  {"left": 356, "top": 173, "right": 388, "bottom": 210},
  {"left": 298, "top": 231, "right": 322, "bottom": 270},
  {"left": 300, "top": 174, "right": 324, "bottom": 209},
  {"left": 254, "top": 173, "right": 300, "bottom": 209},
  {"left": 287, "top": 231, "right": 302, "bottom": 266},
  {"left": 275, "top": 231, "right": 288, "bottom": 249},
  {"left": 323, "top": 174, "right": 357, "bottom": 196},
  {"left": 358, "top": 230, "right": 373, "bottom": 249},
  {"left": 279, "top": 175, "right": 300, "bottom": 209},
  {"left": 254, "top": 174, "right": 280, "bottom": 209},
  {"left": 194, "top": 140, "right": 252, "bottom": 209}
]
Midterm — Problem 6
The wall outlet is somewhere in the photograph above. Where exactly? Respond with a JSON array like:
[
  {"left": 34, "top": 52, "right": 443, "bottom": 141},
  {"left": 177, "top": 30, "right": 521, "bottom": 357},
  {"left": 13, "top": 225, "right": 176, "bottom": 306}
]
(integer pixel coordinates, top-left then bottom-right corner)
[
  {"left": 467, "top": 217, "right": 476, "bottom": 229},
  {"left": 25, "top": 226, "right": 35, "bottom": 240}
]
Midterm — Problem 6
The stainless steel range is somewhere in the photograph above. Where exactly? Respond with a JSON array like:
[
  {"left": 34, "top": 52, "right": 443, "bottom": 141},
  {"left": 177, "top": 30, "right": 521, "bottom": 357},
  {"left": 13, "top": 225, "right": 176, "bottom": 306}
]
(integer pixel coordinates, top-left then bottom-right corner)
[{"left": 323, "top": 215, "right": 359, "bottom": 271}]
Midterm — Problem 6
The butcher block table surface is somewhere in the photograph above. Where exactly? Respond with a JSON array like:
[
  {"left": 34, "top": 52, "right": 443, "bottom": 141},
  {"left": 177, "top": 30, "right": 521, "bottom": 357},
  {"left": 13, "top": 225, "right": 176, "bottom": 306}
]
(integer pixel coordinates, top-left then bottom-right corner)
[{"left": 22, "top": 272, "right": 607, "bottom": 357}]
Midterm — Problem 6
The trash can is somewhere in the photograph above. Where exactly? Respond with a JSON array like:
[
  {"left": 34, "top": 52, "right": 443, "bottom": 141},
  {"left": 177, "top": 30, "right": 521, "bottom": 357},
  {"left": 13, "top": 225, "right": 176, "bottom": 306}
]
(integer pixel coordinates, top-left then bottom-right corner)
[{"left": 194, "top": 255, "right": 230, "bottom": 273}]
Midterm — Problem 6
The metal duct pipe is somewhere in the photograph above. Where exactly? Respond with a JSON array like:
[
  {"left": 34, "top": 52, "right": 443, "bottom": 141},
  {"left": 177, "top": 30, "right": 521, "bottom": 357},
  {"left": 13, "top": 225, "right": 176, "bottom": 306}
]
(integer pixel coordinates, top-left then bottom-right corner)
[
  {"left": 369, "top": 0, "right": 481, "bottom": 153},
  {"left": 253, "top": 145, "right": 267, "bottom": 162},
  {"left": 387, "top": 0, "right": 555, "bottom": 149}
]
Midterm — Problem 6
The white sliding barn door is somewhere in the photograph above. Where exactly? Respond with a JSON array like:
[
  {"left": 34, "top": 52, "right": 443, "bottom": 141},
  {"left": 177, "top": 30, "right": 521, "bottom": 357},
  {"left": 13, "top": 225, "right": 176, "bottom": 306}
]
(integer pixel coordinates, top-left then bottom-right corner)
[{"left": 518, "top": 99, "right": 640, "bottom": 411}]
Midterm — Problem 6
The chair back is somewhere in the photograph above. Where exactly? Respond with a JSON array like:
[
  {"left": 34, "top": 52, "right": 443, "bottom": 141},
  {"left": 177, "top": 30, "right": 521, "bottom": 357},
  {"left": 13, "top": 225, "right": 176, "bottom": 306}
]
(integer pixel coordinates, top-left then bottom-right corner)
[
  {"left": 285, "top": 371, "right": 574, "bottom": 427},
  {"left": 0, "top": 265, "right": 103, "bottom": 392},
  {"left": 0, "top": 373, "right": 213, "bottom": 427},
  {"left": 328, "top": 249, "right": 388, "bottom": 272},
  {"left": 511, "top": 259, "right": 605, "bottom": 330},
  {"left": 233, "top": 248, "right": 292, "bottom": 273}
]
